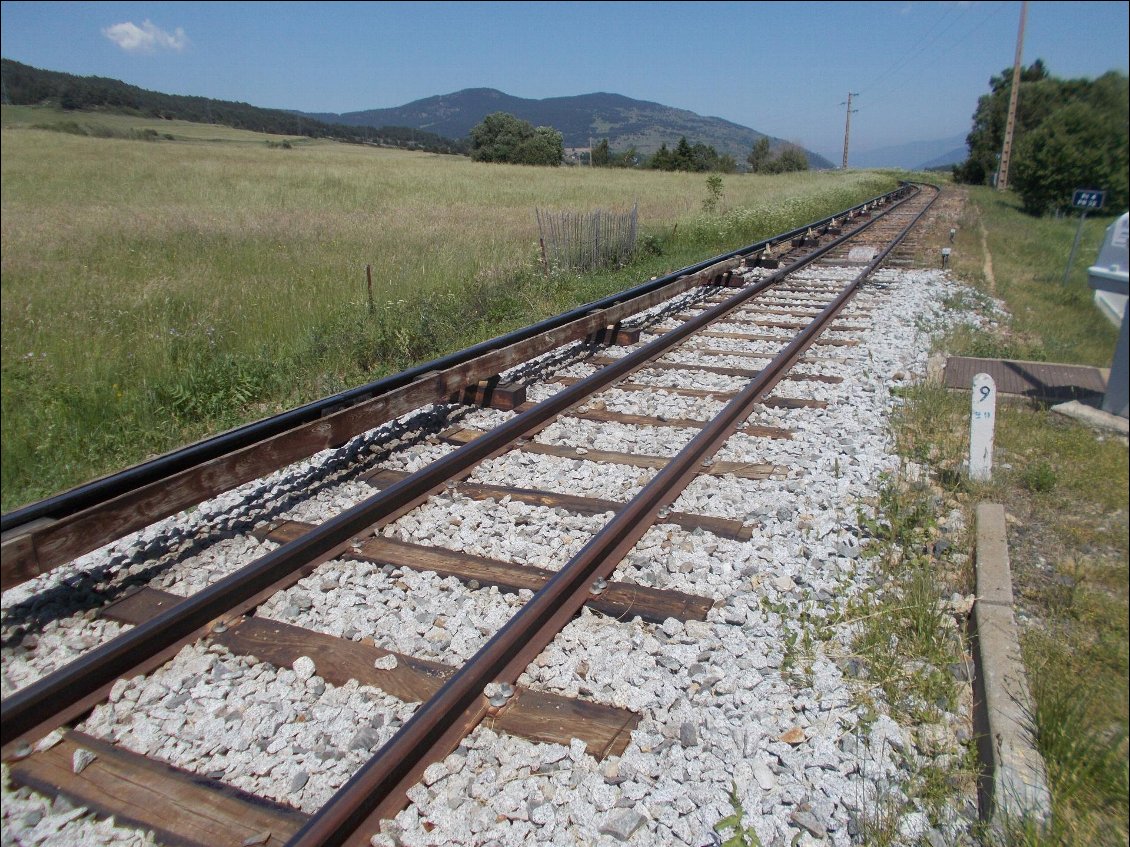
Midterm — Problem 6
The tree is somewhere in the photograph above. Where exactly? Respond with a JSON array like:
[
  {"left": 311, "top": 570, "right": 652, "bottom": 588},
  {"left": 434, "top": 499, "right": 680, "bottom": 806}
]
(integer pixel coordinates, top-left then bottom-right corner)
[
  {"left": 649, "top": 137, "right": 736, "bottom": 173},
  {"left": 954, "top": 59, "right": 1066, "bottom": 185},
  {"left": 1012, "top": 93, "right": 1129, "bottom": 214},
  {"left": 614, "top": 146, "right": 640, "bottom": 168},
  {"left": 673, "top": 137, "right": 696, "bottom": 170},
  {"left": 953, "top": 63, "right": 1128, "bottom": 215},
  {"left": 592, "top": 138, "right": 611, "bottom": 166},
  {"left": 766, "top": 144, "right": 809, "bottom": 174},
  {"left": 650, "top": 143, "right": 675, "bottom": 170},
  {"left": 516, "top": 126, "right": 564, "bottom": 166},
  {"left": 702, "top": 175, "right": 724, "bottom": 213},
  {"left": 747, "top": 137, "right": 772, "bottom": 172},
  {"left": 469, "top": 112, "right": 562, "bottom": 166}
]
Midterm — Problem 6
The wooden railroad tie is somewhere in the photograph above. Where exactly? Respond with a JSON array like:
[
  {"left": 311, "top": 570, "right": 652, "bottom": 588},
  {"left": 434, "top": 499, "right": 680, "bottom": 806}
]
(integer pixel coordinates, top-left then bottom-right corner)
[
  {"left": 441, "top": 425, "right": 792, "bottom": 471},
  {"left": 255, "top": 521, "right": 713, "bottom": 624},
  {"left": 104, "top": 585, "right": 643, "bottom": 757},
  {"left": 673, "top": 313, "right": 867, "bottom": 334},
  {"left": 585, "top": 356, "right": 843, "bottom": 383},
  {"left": 363, "top": 468, "right": 754, "bottom": 542},
  {"left": 8, "top": 729, "right": 306, "bottom": 847},
  {"left": 552, "top": 375, "right": 837, "bottom": 400}
]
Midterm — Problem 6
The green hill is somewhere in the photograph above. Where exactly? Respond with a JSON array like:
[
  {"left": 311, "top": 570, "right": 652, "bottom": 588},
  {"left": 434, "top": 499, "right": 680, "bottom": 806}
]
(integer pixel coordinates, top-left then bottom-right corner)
[
  {"left": 304, "top": 88, "right": 835, "bottom": 169},
  {"left": 0, "top": 58, "right": 468, "bottom": 155}
]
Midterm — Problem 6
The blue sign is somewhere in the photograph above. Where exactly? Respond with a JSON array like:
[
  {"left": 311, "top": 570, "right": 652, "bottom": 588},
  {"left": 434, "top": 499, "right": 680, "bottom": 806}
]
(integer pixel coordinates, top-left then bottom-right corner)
[{"left": 1072, "top": 189, "right": 1106, "bottom": 209}]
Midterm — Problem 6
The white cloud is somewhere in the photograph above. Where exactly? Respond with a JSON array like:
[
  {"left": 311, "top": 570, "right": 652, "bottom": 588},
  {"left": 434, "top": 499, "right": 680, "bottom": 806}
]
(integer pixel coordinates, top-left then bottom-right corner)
[{"left": 103, "top": 20, "right": 189, "bottom": 53}]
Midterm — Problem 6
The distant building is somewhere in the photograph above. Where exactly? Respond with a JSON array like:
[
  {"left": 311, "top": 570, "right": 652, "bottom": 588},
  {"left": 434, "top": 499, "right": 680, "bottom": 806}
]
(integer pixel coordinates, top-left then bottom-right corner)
[{"left": 563, "top": 147, "right": 591, "bottom": 166}]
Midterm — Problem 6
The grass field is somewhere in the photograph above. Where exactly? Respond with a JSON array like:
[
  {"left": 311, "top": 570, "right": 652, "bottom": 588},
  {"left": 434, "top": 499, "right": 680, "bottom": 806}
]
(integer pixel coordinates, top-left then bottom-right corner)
[
  {"left": 895, "top": 186, "right": 1128, "bottom": 846},
  {"left": 0, "top": 106, "right": 901, "bottom": 510}
]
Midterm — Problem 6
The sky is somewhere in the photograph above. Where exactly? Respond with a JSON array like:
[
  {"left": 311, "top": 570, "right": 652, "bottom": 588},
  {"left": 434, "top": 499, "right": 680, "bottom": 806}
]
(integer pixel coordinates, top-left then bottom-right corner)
[{"left": 1, "top": 1, "right": 1127, "bottom": 159}]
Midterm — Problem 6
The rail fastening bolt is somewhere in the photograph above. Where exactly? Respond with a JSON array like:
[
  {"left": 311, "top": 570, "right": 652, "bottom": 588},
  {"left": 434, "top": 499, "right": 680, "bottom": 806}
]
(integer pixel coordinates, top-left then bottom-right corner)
[{"left": 485, "top": 681, "right": 515, "bottom": 708}]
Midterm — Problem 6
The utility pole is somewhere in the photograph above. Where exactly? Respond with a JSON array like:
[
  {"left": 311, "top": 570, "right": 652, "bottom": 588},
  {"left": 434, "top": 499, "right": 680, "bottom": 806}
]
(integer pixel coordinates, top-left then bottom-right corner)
[
  {"left": 997, "top": 0, "right": 1028, "bottom": 191},
  {"left": 841, "top": 92, "right": 858, "bottom": 169}
]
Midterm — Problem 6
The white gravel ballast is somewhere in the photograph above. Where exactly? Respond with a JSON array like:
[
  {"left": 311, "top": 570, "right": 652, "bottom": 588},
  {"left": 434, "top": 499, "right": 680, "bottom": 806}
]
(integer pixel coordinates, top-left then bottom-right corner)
[{"left": 1, "top": 263, "right": 983, "bottom": 847}]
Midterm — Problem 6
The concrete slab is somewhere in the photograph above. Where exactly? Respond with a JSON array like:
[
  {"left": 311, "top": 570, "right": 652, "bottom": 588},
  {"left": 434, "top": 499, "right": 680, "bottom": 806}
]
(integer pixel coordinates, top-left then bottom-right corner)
[
  {"left": 1051, "top": 400, "right": 1130, "bottom": 435},
  {"left": 846, "top": 246, "right": 877, "bottom": 263},
  {"left": 971, "top": 503, "right": 1053, "bottom": 833}
]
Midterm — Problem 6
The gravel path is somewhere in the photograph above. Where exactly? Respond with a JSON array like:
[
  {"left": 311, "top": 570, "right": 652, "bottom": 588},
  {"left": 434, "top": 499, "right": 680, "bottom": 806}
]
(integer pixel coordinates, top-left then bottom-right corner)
[{"left": 2, "top": 261, "right": 984, "bottom": 847}]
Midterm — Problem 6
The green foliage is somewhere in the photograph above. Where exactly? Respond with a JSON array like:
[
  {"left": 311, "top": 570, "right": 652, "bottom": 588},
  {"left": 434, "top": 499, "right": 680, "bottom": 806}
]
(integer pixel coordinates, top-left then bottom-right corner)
[
  {"left": 650, "top": 136, "right": 736, "bottom": 173},
  {"left": 588, "top": 138, "right": 642, "bottom": 169},
  {"left": 954, "top": 60, "right": 1053, "bottom": 185},
  {"left": 1012, "top": 76, "right": 1130, "bottom": 214},
  {"left": 469, "top": 112, "right": 563, "bottom": 166},
  {"left": 746, "top": 138, "right": 809, "bottom": 174},
  {"left": 1, "top": 57, "right": 468, "bottom": 154},
  {"left": 702, "top": 175, "right": 724, "bottom": 213},
  {"left": 713, "top": 785, "right": 762, "bottom": 847},
  {"left": 765, "top": 144, "right": 809, "bottom": 174},
  {"left": 1020, "top": 460, "right": 1057, "bottom": 493},
  {"left": 747, "top": 137, "right": 772, "bottom": 172},
  {"left": 591, "top": 138, "right": 611, "bottom": 166},
  {"left": 953, "top": 60, "right": 1128, "bottom": 215}
]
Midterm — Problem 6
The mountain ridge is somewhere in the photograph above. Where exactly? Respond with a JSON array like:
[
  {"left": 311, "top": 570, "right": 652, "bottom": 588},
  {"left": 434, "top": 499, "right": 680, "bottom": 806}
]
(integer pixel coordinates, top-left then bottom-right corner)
[
  {"left": 830, "top": 133, "right": 968, "bottom": 170},
  {"left": 302, "top": 87, "right": 836, "bottom": 169}
]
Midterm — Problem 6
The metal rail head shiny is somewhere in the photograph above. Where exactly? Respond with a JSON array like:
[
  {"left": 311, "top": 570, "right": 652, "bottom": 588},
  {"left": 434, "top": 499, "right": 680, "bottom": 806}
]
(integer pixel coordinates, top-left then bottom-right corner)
[{"left": 285, "top": 184, "right": 939, "bottom": 847}]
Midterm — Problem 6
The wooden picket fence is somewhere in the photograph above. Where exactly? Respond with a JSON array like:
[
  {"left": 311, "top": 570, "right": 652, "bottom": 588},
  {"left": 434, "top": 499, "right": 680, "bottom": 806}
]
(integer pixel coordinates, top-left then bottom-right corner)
[{"left": 535, "top": 204, "right": 639, "bottom": 273}]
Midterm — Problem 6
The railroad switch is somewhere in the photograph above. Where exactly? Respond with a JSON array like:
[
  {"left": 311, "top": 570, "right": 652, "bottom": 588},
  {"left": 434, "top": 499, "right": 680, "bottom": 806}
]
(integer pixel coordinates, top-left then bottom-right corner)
[{"left": 450, "top": 376, "right": 527, "bottom": 411}]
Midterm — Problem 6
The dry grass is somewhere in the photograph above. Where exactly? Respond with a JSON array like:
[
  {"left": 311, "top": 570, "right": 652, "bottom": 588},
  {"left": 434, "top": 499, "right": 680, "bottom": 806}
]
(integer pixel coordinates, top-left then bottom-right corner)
[{"left": 1, "top": 112, "right": 898, "bottom": 508}]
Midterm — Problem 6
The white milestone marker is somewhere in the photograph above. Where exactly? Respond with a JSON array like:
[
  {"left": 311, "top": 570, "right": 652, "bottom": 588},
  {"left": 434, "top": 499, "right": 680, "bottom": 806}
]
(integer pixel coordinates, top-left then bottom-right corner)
[{"left": 969, "top": 373, "right": 997, "bottom": 482}]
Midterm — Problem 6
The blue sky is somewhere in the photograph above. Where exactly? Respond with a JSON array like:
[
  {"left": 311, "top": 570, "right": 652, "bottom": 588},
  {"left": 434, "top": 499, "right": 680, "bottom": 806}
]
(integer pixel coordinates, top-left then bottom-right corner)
[{"left": 1, "top": 1, "right": 1127, "bottom": 159}]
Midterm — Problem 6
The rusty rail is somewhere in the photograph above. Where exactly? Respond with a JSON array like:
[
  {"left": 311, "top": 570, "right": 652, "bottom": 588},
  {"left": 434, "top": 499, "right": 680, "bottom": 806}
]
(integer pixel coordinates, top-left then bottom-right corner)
[
  {"left": 0, "top": 189, "right": 917, "bottom": 754},
  {"left": 285, "top": 183, "right": 940, "bottom": 846},
  {"left": 0, "top": 188, "right": 913, "bottom": 590}
]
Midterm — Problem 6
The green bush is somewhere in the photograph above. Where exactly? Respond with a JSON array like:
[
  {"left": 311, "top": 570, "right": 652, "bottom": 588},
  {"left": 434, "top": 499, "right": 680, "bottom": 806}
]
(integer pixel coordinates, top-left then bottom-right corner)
[{"left": 469, "top": 112, "right": 563, "bottom": 166}]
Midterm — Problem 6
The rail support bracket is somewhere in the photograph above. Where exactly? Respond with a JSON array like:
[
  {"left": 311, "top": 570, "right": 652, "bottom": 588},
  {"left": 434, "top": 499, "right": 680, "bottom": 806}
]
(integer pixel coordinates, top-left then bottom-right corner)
[
  {"left": 450, "top": 377, "right": 527, "bottom": 411},
  {"left": 585, "top": 322, "right": 639, "bottom": 348}
]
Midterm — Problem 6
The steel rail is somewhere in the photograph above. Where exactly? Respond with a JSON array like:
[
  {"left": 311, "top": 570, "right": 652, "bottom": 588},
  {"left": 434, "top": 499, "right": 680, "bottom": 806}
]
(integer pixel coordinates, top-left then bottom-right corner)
[
  {"left": 286, "top": 183, "right": 940, "bottom": 847},
  {"left": 0, "top": 187, "right": 910, "bottom": 535},
  {"left": 0, "top": 188, "right": 917, "bottom": 752}
]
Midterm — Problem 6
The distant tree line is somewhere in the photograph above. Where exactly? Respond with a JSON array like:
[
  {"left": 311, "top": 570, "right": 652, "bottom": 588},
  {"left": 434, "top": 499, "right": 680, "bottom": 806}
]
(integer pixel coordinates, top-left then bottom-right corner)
[
  {"left": 954, "top": 60, "right": 1128, "bottom": 215},
  {"left": 0, "top": 59, "right": 469, "bottom": 155},
  {"left": 585, "top": 135, "right": 809, "bottom": 174},
  {"left": 649, "top": 137, "right": 737, "bottom": 173}
]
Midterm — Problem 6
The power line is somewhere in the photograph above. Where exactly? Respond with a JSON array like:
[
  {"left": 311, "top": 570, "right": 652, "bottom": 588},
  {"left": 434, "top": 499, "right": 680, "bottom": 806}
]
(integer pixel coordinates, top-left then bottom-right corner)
[
  {"left": 864, "top": 3, "right": 1012, "bottom": 102},
  {"left": 859, "top": 4, "right": 973, "bottom": 97},
  {"left": 857, "top": 3, "right": 962, "bottom": 95}
]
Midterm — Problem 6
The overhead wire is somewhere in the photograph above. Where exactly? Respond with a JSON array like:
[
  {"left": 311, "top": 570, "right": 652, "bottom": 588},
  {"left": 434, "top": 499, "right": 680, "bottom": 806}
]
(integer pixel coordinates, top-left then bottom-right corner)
[
  {"left": 863, "top": 3, "right": 1013, "bottom": 102},
  {"left": 857, "top": 3, "right": 963, "bottom": 96}
]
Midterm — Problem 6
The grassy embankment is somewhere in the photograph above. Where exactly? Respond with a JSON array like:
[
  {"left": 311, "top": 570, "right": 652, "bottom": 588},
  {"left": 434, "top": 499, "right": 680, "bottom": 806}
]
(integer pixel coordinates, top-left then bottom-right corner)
[
  {"left": 1, "top": 106, "right": 900, "bottom": 511},
  {"left": 888, "top": 186, "right": 1127, "bottom": 845}
]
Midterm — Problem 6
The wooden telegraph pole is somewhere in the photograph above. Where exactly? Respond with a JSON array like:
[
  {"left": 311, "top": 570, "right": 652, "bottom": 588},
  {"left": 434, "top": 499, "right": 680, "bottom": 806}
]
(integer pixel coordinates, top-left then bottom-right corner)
[
  {"left": 841, "top": 92, "right": 858, "bottom": 169},
  {"left": 996, "top": 0, "right": 1028, "bottom": 191}
]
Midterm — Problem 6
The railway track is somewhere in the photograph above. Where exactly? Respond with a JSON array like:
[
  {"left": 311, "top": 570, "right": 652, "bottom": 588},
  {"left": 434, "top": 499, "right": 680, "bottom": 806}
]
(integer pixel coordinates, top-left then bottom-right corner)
[{"left": 1, "top": 183, "right": 961, "bottom": 847}]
